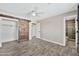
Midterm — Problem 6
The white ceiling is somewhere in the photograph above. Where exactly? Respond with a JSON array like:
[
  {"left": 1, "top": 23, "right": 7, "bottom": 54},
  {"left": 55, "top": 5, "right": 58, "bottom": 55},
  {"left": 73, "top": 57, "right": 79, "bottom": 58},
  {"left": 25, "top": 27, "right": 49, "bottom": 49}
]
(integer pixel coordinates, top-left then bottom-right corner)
[{"left": 0, "top": 3, "right": 77, "bottom": 21}]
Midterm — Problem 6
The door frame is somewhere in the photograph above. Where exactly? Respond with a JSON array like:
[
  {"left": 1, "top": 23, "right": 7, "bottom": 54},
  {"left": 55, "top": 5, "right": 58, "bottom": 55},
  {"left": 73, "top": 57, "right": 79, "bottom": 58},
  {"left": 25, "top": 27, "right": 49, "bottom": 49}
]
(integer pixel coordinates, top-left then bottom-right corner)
[
  {"left": 64, "top": 15, "right": 77, "bottom": 48},
  {"left": 0, "top": 17, "right": 18, "bottom": 47},
  {"left": 36, "top": 23, "right": 40, "bottom": 38},
  {"left": 29, "top": 22, "right": 36, "bottom": 40}
]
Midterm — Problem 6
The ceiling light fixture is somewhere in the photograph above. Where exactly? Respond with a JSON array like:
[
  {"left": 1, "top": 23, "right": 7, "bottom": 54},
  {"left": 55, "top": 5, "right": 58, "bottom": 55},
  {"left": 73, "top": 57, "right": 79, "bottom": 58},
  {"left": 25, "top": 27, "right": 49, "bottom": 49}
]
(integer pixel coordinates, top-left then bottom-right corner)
[{"left": 32, "top": 12, "right": 36, "bottom": 16}]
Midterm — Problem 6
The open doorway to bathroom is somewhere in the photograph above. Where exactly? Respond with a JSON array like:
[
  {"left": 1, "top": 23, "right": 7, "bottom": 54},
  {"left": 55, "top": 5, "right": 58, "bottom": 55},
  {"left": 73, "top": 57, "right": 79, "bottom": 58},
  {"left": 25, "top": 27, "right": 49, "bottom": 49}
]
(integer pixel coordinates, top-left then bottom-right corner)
[
  {"left": 65, "top": 16, "right": 77, "bottom": 48},
  {"left": 66, "top": 19, "right": 75, "bottom": 48}
]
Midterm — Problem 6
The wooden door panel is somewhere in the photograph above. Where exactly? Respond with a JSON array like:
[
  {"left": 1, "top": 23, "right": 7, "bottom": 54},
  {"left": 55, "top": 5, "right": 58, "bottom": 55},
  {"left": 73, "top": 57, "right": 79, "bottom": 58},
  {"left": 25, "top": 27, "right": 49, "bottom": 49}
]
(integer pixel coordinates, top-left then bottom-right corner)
[
  {"left": 18, "top": 20, "right": 29, "bottom": 42},
  {"left": 77, "top": 5, "right": 79, "bottom": 53}
]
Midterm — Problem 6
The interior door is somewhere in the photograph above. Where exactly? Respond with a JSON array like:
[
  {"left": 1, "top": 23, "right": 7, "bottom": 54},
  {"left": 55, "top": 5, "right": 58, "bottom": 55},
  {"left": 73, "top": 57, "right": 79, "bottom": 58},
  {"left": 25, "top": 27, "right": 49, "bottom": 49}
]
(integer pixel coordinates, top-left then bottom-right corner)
[
  {"left": 77, "top": 5, "right": 79, "bottom": 53},
  {"left": 18, "top": 20, "right": 29, "bottom": 42},
  {"left": 36, "top": 23, "right": 40, "bottom": 38},
  {"left": 0, "top": 19, "right": 2, "bottom": 47}
]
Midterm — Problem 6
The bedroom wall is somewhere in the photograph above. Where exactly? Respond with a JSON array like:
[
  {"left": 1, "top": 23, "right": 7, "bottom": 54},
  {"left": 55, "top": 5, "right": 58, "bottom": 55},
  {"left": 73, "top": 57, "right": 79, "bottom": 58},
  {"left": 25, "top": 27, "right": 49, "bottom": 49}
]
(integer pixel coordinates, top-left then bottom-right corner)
[{"left": 39, "top": 10, "right": 77, "bottom": 46}]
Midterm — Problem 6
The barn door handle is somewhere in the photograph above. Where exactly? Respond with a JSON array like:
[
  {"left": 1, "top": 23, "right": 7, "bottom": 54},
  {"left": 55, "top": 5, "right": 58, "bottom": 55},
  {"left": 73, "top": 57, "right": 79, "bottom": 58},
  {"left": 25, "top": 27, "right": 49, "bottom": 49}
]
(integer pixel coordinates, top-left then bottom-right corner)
[{"left": 77, "top": 30, "right": 79, "bottom": 33}]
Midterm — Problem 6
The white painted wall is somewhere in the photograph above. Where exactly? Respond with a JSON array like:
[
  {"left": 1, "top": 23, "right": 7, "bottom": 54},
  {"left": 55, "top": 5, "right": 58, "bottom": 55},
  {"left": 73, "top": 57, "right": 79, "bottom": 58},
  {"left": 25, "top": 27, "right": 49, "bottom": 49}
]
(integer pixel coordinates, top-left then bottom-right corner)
[{"left": 39, "top": 10, "right": 77, "bottom": 46}]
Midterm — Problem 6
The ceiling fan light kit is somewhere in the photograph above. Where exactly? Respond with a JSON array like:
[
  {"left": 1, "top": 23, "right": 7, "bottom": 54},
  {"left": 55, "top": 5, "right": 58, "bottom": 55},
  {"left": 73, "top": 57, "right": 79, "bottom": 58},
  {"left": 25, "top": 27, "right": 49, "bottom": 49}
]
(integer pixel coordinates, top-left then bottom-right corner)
[
  {"left": 32, "top": 12, "right": 36, "bottom": 16},
  {"left": 26, "top": 6, "right": 44, "bottom": 17}
]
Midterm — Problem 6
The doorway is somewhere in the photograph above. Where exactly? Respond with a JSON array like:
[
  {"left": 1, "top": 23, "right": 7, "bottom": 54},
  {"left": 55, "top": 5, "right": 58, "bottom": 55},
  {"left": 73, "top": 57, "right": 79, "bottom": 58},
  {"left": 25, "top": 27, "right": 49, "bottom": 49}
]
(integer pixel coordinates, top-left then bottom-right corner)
[
  {"left": 65, "top": 16, "right": 77, "bottom": 48},
  {"left": 66, "top": 19, "right": 75, "bottom": 48},
  {"left": 29, "top": 22, "right": 40, "bottom": 39},
  {"left": 36, "top": 23, "right": 40, "bottom": 38}
]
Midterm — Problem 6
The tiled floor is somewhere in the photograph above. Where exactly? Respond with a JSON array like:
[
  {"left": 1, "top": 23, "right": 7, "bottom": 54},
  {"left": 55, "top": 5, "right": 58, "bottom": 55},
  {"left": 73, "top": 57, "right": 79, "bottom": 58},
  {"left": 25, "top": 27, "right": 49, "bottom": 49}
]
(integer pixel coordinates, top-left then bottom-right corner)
[{"left": 0, "top": 38, "right": 79, "bottom": 56}]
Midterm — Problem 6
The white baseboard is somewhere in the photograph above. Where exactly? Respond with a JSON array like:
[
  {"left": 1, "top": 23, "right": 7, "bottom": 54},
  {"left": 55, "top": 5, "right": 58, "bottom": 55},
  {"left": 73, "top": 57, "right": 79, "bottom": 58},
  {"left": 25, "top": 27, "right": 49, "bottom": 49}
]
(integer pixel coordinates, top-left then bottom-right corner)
[
  {"left": 1, "top": 39, "right": 17, "bottom": 43},
  {"left": 40, "top": 38, "right": 65, "bottom": 46}
]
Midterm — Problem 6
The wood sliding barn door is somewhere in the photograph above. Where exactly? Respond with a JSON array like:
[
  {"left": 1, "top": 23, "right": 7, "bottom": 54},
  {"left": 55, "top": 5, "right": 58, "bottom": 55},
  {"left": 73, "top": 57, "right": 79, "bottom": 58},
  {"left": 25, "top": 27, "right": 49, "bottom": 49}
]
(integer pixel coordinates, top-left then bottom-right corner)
[
  {"left": 77, "top": 5, "right": 79, "bottom": 53},
  {"left": 18, "top": 20, "right": 29, "bottom": 42}
]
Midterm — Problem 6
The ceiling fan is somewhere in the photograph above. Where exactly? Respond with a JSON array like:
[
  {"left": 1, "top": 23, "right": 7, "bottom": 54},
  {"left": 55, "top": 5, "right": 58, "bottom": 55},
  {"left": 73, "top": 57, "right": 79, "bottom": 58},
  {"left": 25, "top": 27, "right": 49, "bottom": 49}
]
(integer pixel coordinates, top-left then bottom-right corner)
[{"left": 26, "top": 7, "right": 44, "bottom": 17}]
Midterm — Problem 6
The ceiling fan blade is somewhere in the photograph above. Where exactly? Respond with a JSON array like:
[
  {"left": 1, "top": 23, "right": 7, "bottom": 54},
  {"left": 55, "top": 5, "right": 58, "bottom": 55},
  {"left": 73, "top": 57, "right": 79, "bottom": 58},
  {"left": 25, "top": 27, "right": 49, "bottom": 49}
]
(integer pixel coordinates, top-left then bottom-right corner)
[
  {"left": 26, "top": 9, "right": 36, "bottom": 16},
  {"left": 26, "top": 6, "right": 44, "bottom": 17},
  {"left": 35, "top": 12, "right": 44, "bottom": 16},
  {"left": 26, "top": 11, "right": 33, "bottom": 16}
]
